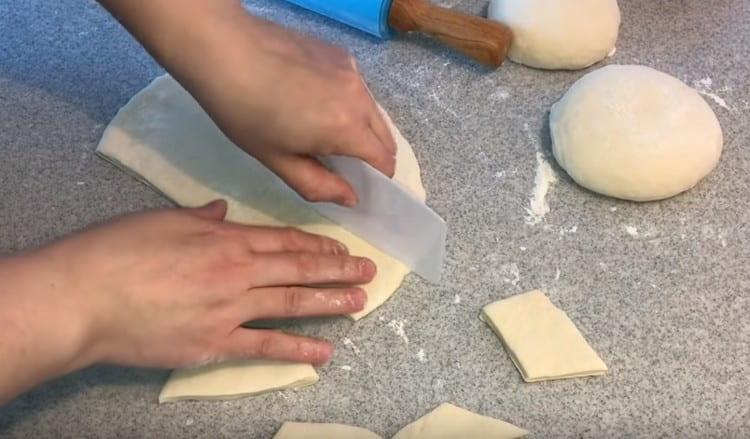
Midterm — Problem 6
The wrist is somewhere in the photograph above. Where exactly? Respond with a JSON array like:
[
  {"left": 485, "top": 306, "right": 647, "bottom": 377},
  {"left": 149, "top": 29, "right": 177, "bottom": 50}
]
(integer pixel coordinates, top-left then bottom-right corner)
[{"left": 0, "top": 251, "right": 99, "bottom": 399}]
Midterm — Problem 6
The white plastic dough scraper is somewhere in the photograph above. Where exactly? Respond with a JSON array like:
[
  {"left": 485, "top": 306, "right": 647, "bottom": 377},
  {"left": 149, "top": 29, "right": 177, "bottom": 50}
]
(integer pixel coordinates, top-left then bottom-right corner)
[{"left": 311, "top": 156, "right": 446, "bottom": 283}]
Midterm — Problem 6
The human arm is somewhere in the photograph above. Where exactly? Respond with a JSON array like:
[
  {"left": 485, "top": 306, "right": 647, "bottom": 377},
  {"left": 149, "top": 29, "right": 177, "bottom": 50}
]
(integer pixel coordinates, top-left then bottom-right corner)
[
  {"left": 97, "top": 0, "right": 397, "bottom": 206},
  {"left": 0, "top": 201, "right": 372, "bottom": 404}
]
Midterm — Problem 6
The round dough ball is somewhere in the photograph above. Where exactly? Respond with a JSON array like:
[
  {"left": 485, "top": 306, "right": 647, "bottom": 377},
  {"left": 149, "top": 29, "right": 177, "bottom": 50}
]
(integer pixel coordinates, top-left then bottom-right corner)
[
  {"left": 550, "top": 65, "right": 723, "bottom": 201},
  {"left": 488, "top": 0, "right": 620, "bottom": 70}
]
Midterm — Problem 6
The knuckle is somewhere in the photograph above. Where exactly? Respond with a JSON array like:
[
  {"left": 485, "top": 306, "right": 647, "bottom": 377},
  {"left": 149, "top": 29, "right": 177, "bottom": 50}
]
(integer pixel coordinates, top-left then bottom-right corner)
[
  {"left": 280, "top": 227, "right": 305, "bottom": 249},
  {"left": 339, "top": 68, "right": 362, "bottom": 89},
  {"left": 283, "top": 286, "right": 303, "bottom": 315},
  {"left": 332, "top": 47, "right": 352, "bottom": 63},
  {"left": 329, "top": 106, "right": 355, "bottom": 130},
  {"left": 295, "top": 254, "right": 319, "bottom": 282},
  {"left": 315, "top": 141, "right": 336, "bottom": 157},
  {"left": 257, "top": 335, "right": 275, "bottom": 358},
  {"left": 320, "top": 237, "right": 340, "bottom": 254},
  {"left": 341, "top": 257, "right": 356, "bottom": 277},
  {"left": 216, "top": 239, "right": 248, "bottom": 266}
]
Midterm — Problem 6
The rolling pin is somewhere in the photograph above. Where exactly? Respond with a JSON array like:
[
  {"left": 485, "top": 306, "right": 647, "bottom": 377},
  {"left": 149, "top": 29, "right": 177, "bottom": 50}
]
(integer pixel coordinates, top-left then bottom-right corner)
[{"left": 283, "top": 0, "right": 512, "bottom": 67}]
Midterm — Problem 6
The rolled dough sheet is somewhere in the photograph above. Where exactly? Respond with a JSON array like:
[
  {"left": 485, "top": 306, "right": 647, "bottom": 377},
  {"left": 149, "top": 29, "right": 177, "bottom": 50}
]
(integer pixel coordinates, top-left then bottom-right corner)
[
  {"left": 158, "top": 360, "right": 318, "bottom": 403},
  {"left": 97, "top": 75, "right": 428, "bottom": 402},
  {"left": 481, "top": 290, "right": 608, "bottom": 382},
  {"left": 273, "top": 422, "right": 382, "bottom": 439},
  {"left": 96, "top": 74, "right": 426, "bottom": 320},
  {"left": 391, "top": 403, "right": 528, "bottom": 439}
]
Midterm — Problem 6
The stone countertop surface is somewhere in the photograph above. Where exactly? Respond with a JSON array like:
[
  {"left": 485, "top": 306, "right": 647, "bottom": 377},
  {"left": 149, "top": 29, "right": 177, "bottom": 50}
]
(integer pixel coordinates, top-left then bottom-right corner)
[{"left": 1, "top": 0, "right": 749, "bottom": 437}]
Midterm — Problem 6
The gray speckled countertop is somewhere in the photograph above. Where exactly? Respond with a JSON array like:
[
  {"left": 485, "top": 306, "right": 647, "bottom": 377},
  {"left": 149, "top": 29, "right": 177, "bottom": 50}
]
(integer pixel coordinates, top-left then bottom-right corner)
[{"left": 1, "top": 0, "right": 749, "bottom": 437}]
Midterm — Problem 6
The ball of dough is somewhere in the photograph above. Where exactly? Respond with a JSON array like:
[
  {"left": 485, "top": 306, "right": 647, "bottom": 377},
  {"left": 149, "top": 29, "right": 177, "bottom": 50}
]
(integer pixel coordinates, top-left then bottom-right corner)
[
  {"left": 550, "top": 65, "right": 723, "bottom": 202},
  {"left": 488, "top": 0, "right": 620, "bottom": 70}
]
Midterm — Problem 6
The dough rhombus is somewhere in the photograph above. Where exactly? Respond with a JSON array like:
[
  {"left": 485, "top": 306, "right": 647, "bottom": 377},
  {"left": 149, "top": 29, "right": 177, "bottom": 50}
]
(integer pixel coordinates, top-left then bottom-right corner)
[{"left": 481, "top": 290, "right": 607, "bottom": 382}]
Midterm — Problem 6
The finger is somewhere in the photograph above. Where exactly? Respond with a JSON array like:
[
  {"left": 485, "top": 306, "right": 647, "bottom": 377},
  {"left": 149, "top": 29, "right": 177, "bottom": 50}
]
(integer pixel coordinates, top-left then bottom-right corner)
[
  {"left": 242, "top": 286, "right": 366, "bottom": 320},
  {"left": 249, "top": 253, "right": 376, "bottom": 287},
  {"left": 262, "top": 154, "right": 358, "bottom": 206},
  {"left": 223, "top": 329, "right": 333, "bottom": 365},
  {"left": 186, "top": 199, "right": 228, "bottom": 221},
  {"left": 359, "top": 80, "right": 397, "bottom": 156},
  {"left": 231, "top": 226, "right": 348, "bottom": 255},
  {"left": 331, "top": 126, "right": 396, "bottom": 178},
  {"left": 368, "top": 105, "right": 398, "bottom": 156}
]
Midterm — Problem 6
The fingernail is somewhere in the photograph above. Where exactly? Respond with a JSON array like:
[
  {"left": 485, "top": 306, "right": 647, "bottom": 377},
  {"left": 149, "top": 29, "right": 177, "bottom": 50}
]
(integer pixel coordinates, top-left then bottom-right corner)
[
  {"left": 386, "top": 155, "right": 396, "bottom": 178},
  {"left": 341, "top": 196, "right": 357, "bottom": 207},
  {"left": 358, "top": 259, "right": 376, "bottom": 277},
  {"left": 348, "top": 289, "right": 367, "bottom": 310},
  {"left": 312, "top": 342, "right": 334, "bottom": 364}
]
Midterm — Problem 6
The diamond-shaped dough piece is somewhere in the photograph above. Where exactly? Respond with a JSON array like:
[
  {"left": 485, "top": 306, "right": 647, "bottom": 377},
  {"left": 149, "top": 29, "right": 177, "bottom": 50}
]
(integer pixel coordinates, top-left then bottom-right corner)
[
  {"left": 481, "top": 290, "right": 607, "bottom": 382},
  {"left": 273, "top": 422, "right": 382, "bottom": 439},
  {"left": 158, "top": 360, "right": 318, "bottom": 403},
  {"left": 392, "top": 403, "right": 528, "bottom": 439}
]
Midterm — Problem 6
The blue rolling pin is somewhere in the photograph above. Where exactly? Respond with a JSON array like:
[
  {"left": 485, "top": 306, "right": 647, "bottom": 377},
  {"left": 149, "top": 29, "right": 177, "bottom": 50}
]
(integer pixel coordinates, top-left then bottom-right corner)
[{"left": 284, "top": 0, "right": 512, "bottom": 67}]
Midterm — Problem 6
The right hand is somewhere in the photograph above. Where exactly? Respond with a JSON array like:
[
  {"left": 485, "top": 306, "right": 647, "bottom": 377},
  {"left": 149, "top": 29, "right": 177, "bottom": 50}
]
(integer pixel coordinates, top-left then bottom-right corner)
[
  {"left": 23, "top": 200, "right": 374, "bottom": 369},
  {"left": 100, "top": 0, "right": 396, "bottom": 206},
  {"left": 172, "top": 7, "right": 397, "bottom": 206}
]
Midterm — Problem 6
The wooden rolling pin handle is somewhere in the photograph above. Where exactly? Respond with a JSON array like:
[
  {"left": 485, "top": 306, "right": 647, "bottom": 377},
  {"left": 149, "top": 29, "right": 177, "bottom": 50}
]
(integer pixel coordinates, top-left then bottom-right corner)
[{"left": 388, "top": 0, "right": 512, "bottom": 67}]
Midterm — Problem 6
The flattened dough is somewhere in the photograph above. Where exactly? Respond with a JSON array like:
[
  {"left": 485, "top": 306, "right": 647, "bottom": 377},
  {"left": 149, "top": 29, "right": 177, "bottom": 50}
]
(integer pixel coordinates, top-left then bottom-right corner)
[
  {"left": 481, "top": 290, "right": 607, "bottom": 382},
  {"left": 158, "top": 360, "right": 318, "bottom": 403},
  {"left": 273, "top": 422, "right": 382, "bottom": 439},
  {"left": 97, "top": 74, "right": 426, "bottom": 320},
  {"left": 97, "top": 75, "right": 427, "bottom": 402},
  {"left": 392, "top": 403, "right": 527, "bottom": 439}
]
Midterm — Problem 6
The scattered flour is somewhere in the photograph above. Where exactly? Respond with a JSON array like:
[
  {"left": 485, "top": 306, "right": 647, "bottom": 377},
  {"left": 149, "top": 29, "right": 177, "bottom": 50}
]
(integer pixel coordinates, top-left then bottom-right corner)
[
  {"left": 491, "top": 88, "right": 510, "bottom": 101},
  {"left": 432, "top": 0, "right": 460, "bottom": 6},
  {"left": 559, "top": 225, "right": 578, "bottom": 236},
  {"left": 555, "top": 268, "right": 561, "bottom": 281},
  {"left": 525, "top": 152, "right": 558, "bottom": 225},
  {"left": 453, "top": 294, "right": 461, "bottom": 304},
  {"left": 387, "top": 319, "right": 410, "bottom": 345},
  {"left": 340, "top": 365, "right": 352, "bottom": 371},
  {"left": 342, "top": 337, "right": 361, "bottom": 355},
  {"left": 692, "top": 77, "right": 731, "bottom": 110},
  {"left": 498, "top": 263, "right": 521, "bottom": 286},
  {"left": 624, "top": 225, "right": 639, "bottom": 236},
  {"left": 416, "top": 349, "right": 427, "bottom": 363}
]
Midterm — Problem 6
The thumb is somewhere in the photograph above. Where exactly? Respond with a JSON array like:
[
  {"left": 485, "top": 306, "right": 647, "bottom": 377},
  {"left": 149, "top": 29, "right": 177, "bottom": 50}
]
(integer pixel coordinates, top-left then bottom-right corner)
[{"left": 187, "top": 199, "right": 228, "bottom": 221}]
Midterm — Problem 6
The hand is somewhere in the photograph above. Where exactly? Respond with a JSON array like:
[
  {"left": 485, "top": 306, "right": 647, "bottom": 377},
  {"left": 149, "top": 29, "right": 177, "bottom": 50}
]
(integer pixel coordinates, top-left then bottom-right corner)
[
  {"left": 102, "top": 0, "right": 396, "bottom": 205},
  {"left": 0, "top": 200, "right": 375, "bottom": 401},
  {"left": 69, "top": 200, "right": 375, "bottom": 368},
  {"left": 180, "top": 12, "right": 397, "bottom": 206}
]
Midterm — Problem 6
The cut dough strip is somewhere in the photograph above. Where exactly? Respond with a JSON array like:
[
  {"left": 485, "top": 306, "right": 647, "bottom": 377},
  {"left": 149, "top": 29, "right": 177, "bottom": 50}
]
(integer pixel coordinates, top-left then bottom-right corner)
[
  {"left": 273, "top": 403, "right": 527, "bottom": 439},
  {"left": 481, "top": 290, "right": 607, "bottom": 382},
  {"left": 158, "top": 360, "right": 318, "bottom": 403},
  {"left": 392, "top": 403, "right": 527, "bottom": 439},
  {"left": 273, "top": 422, "right": 383, "bottom": 439}
]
